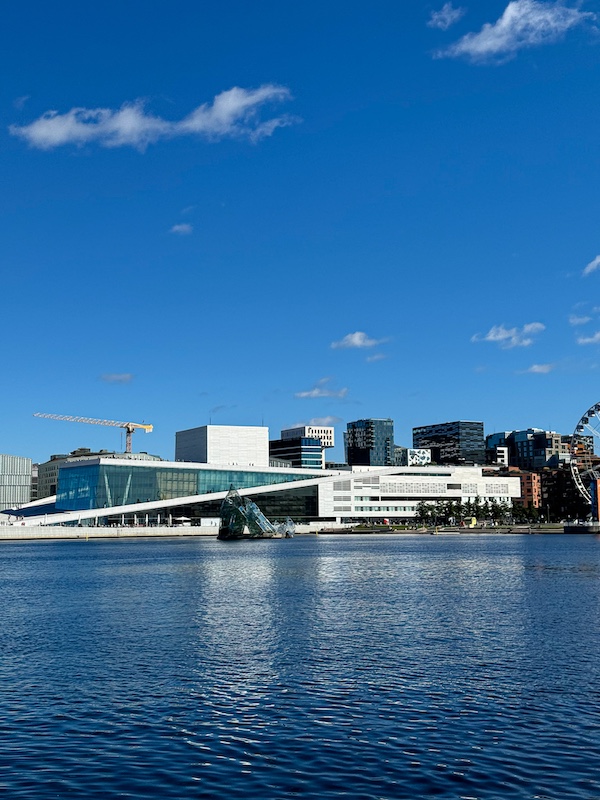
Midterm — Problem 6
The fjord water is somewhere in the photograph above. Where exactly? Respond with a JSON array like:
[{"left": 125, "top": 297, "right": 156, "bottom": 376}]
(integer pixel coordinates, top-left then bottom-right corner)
[{"left": 2, "top": 535, "right": 600, "bottom": 799}]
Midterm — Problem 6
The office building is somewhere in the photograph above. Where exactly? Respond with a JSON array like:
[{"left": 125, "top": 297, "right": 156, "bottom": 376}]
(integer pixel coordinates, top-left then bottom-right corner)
[
  {"left": 175, "top": 425, "right": 269, "bottom": 467},
  {"left": 345, "top": 419, "right": 394, "bottom": 466},
  {"left": 271, "top": 425, "right": 335, "bottom": 469},
  {"left": 269, "top": 436, "right": 325, "bottom": 470},
  {"left": 281, "top": 426, "right": 335, "bottom": 449},
  {"left": 413, "top": 421, "right": 485, "bottom": 465}
]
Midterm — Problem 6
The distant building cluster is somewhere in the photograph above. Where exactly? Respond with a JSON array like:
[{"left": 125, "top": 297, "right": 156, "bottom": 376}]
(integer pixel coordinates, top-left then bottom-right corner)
[{"left": 0, "top": 414, "right": 594, "bottom": 527}]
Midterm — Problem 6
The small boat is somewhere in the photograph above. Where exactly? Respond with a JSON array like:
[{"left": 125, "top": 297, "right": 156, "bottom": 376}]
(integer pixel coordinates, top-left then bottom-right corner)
[{"left": 218, "top": 488, "right": 294, "bottom": 540}]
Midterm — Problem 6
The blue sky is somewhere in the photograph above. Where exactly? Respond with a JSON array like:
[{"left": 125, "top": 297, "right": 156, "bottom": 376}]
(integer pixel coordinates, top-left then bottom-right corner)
[{"left": 3, "top": 0, "right": 600, "bottom": 463}]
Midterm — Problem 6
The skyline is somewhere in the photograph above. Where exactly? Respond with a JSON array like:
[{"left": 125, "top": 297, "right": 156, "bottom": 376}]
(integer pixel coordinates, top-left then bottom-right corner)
[{"left": 3, "top": 0, "right": 600, "bottom": 463}]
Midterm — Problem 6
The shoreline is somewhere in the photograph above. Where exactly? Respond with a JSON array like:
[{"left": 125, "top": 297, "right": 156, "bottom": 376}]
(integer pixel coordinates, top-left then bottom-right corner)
[{"left": 0, "top": 522, "right": 594, "bottom": 542}]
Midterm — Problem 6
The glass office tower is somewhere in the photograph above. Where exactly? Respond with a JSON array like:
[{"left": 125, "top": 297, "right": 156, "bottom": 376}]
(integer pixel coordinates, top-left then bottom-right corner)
[
  {"left": 345, "top": 419, "right": 395, "bottom": 466},
  {"left": 412, "top": 421, "right": 485, "bottom": 465}
]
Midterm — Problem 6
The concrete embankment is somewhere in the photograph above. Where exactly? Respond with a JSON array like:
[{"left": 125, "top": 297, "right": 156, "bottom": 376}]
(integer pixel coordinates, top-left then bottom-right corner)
[
  {"left": 0, "top": 522, "right": 329, "bottom": 541},
  {"left": 0, "top": 526, "right": 218, "bottom": 542}
]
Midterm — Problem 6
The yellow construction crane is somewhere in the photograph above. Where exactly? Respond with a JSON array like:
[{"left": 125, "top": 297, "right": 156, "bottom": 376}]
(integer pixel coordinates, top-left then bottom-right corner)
[{"left": 34, "top": 413, "right": 153, "bottom": 453}]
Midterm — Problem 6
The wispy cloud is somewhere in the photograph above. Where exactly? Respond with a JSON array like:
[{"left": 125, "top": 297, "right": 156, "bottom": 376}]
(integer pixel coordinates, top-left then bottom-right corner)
[
  {"left": 471, "top": 322, "right": 545, "bottom": 348},
  {"left": 428, "top": 2, "right": 466, "bottom": 30},
  {"left": 330, "top": 331, "right": 387, "bottom": 349},
  {"left": 287, "top": 416, "right": 343, "bottom": 428},
  {"left": 577, "top": 332, "right": 600, "bottom": 345},
  {"left": 170, "top": 223, "right": 193, "bottom": 235},
  {"left": 583, "top": 255, "right": 600, "bottom": 276},
  {"left": 436, "top": 0, "right": 594, "bottom": 63},
  {"left": 209, "top": 404, "right": 237, "bottom": 414},
  {"left": 569, "top": 314, "right": 591, "bottom": 326},
  {"left": 310, "top": 416, "right": 342, "bottom": 425},
  {"left": 295, "top": 378, "right": 348, "bottom": 399},
  {"left": 366, "top": 353, "right": 387, "bottom": 363},
  {"left": 523, "top": 363, "right": 554, "bottom": 374},
  {"left": 101, "top": 373, "right": 133, "bottom": 384},
  {"left": 9, "top": 85, "right": 298, "bottom": 150}
]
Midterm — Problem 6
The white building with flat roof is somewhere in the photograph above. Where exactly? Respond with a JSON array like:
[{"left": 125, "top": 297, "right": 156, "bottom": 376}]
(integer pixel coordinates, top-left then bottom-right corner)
[
  {"left": 175, "top": 425, "right": 269, "bottom": 467},
  {"left": 0, "top": 454, "right": 32, "bottom": 513},
  {"left": 281, "top": 426, "right": 335, "bottom": 449}
]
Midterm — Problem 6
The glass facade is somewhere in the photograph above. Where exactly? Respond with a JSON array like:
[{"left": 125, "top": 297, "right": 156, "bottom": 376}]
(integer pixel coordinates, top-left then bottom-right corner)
[
  {"left": 269, "top": 437, "right": 323, "bottom": 470},
  {"left": 345, "top": 419, "right": 394, "bottom": 466},
  {"left": 412, "top": 421, "right": 485, "bottom": 465},
  {"left": 56, "top": 462, "right": 322, "bottom": 512}
]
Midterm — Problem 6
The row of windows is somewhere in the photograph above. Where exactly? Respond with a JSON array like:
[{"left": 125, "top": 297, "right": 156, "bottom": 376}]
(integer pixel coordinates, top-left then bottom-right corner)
[{"left": 355, "top": 506, "right": 414, "bottom": 512}]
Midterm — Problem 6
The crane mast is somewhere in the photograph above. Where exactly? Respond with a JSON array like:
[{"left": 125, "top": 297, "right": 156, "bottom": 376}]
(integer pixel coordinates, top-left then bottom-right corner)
[{"left": 34, "top": 413, "right": 153, "bottom": 453}]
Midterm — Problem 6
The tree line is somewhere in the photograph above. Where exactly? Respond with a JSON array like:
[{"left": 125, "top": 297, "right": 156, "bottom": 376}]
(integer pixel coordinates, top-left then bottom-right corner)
[{"left": 414, "top": 498, "right": 543, "bottom": 526}]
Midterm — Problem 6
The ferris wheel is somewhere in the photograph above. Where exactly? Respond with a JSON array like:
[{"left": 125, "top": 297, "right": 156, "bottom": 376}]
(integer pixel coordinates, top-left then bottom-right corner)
[{"left": 570, "top": 402, "right": 600, "bottom": 503}]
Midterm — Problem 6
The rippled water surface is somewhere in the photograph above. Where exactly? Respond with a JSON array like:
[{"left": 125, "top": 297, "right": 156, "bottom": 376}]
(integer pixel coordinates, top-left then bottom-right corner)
[{"left": 2, "top": 534, "right": 600, "bottom": 799}]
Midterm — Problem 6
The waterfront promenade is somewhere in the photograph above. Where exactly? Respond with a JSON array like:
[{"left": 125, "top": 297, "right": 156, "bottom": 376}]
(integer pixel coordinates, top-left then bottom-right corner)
[{"left": 0, "top": 522, "right": 576, "bottom": 541}]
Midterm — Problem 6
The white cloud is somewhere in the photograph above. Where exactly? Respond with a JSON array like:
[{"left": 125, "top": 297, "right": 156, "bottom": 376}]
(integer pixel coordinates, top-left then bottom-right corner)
[
  {"left": 569, "top": 314, "right": 591, "bottom": 326},
  {"left": 366, "top": 353, "right": 387, "bottom": 362},
  {"left": 577, "top": 331, "right": 600, "bottom": 345},
  {"left": 170, "top": 223, "right": 193, "bottom": 235},
  {"left": 583, "top": 255, "right": 600, "bottom": 276},
  {"left": 436, "top": 0, "right": 594, "bottom": 63},
  {"left": 524, "top": 363, "right": 554, "bottom": 373},
  {"left": 310, "top": 416, "right": 342, "bottom": 425},
  {"left": 295, "top": 378, "right": 348, "bottom": 399},
  {"left": 287, "top": 416, "right": 343, "bottom": 427},
  {"left": 471, "top": 321, "right": 545, "bottom": 348},
  {"left": 101, "top": 373, "right": 133, "bottom": 383},
  {"left": 9, "top": 85, "right": 298, "bottom": 150},
  {"left": 428, "top": 3, "right": 466, "bottom": 30},
  {"left": 330, "top": 331, "right": 387, "bottom": 349}
]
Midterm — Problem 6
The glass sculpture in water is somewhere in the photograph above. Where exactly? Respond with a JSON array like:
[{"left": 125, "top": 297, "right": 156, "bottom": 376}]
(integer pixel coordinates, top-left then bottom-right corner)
[{"left": 218, "top": 487, "right": 295, "bottom": 540}]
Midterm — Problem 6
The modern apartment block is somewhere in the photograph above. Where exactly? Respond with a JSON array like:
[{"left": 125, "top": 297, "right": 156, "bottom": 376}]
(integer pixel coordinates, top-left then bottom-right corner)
[
  {"left": 485, "top": 429, "right": 571, "bottom": 471},
  {"left": 345, "top": 419, "right": 394, "bottom": 466},
  {"left": 412, "top": 421, "right": 485, "bottom": 465},
  {"left": 0, "top": 454, "right": 32, "bottom": 512},
  {"left": 175, "top": 425, "right": 269, "bottom": 467}
]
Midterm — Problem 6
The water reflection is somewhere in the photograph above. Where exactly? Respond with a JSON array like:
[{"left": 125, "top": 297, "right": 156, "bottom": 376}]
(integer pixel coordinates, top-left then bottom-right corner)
[{"left": 1, "top": 535, "right": 600, "bottom": 798}]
